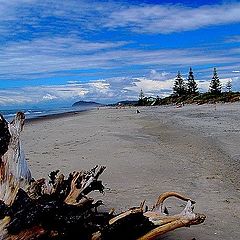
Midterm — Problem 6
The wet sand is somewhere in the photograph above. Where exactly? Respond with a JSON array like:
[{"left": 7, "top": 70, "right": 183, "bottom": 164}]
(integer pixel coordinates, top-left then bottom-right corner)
[{"left": 21, "top": 103, "right": 240, "bottom": 240}]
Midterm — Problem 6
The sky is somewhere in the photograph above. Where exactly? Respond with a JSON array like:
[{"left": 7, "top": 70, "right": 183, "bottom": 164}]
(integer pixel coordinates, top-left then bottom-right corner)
[{"left": 0, "top": 0, "right": 240, "bottom": 108}]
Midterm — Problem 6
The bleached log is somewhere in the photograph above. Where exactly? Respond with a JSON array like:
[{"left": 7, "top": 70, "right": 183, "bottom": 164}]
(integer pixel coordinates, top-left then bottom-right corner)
[
  {"left": 0, "top": 112, "right": 31, "bottom": 205},
  {"left": 139, "top": 192, "right": 206, "bottom": 240},
  {"left": 109, "top": 206, "right": 143, "bottom": 225},
  {"left": 90, "top": 192, "right": 205, "bottom": 240},
  {"left": 153, "top": 191, "right": 195, "bottom": 214},
  {"left": 138, "top": 213, "right": 205, "bottom": 240}
]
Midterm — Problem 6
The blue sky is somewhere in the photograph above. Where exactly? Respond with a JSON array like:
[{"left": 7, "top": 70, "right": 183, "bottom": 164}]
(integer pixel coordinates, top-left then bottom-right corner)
[{"left": 0, "top": 0, "right": 240, "bottom": 107}]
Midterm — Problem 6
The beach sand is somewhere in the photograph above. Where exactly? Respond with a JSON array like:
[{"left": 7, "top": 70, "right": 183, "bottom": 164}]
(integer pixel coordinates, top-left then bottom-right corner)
[{"left": 21, "top": 103, "right": 240, "bottom": 240}]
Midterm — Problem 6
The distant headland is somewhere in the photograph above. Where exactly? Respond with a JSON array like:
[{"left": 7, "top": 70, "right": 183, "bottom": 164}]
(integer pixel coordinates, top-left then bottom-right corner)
[{"left": 72, "top": 100, "right": 103, "bottom": 107}]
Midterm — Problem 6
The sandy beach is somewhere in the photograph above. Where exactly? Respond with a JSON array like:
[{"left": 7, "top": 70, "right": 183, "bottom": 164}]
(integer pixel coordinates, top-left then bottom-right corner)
[{"left": 21, "top": 103, "right": 240, "bottom": 240}]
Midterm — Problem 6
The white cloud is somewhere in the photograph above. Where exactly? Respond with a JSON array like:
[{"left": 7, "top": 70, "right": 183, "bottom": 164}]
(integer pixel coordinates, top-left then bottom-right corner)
[
  {"left": 0, "top": 37, "right": 131, "bottom": 79},
  {"left": 197, "top": 80, "right": 209, "bottom": 92},
  {"left": 42, "top": 94, "right": 57, "bottom": 100},
  {"left": 125, "top": 77, "right": 174, "bottom": 96},
  {"left": 1, "top": 68, "right": 239, "bottom": 106},
  {"left": 149, "top": 69, "right": 170, "bottom": 80},
  {"left": 0, "top": 37, "right": 238, "bottom": 80},
  {"left": 105, "top": 3, "right": 240, "bottom": 34},
  {"left": 122, "top": 70, "right": 176, "bottom": 97},
  {"left": 225, "top": 35, "right": 240, "bottom": 43},
  {"left": 231, "top": 77, "right": 240, "bottom": 90},
  {"left": 0, "top": 89, "right": 38, "bottom": 105},
  {"left": 1, "top": 1, "right": 240, "bottom": 36},
  {"left": 67, "top": 80, "right": 79, "bottom": 84},
  {"left": 88, "top": 81, "right": 110, "bottom": 93},
  {"left": 0, "top": 1, "right": 239, "bottom": 81},
  {"left": 0, "top": 80, "right": 114, "bottom": 106}
]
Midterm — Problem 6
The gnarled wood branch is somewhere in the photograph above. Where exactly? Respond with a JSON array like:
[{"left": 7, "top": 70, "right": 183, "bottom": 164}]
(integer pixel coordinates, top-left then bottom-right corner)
[
  {"left": 91, "top": 192, "right": 205, "bottom": 240},
  {"left": 64, "top": 166, "right": 106, "bottom": 205},
  {"left": 139, "top": 196, "right": 206, "bottom": 240}
]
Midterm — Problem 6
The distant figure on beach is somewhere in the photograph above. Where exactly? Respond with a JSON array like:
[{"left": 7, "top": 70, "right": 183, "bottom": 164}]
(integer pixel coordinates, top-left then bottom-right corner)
[{"left": 136, "top": 109, "right": 140, "bottom": 114}]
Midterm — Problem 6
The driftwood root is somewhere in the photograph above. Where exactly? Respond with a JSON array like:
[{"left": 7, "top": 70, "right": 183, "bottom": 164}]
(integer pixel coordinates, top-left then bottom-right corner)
[{"left": 0, "top": 112, "right": 206, "bottom": 239}]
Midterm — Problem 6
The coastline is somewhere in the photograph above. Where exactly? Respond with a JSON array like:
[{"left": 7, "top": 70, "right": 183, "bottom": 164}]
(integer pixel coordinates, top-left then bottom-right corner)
[
  {"left": 25, "top": 108, "right": 92, "bottom": 123},
  {"left": 1, "top": 106, "right": 99, "bottom": 123},
  {"left": 21, "top": 103, "right": 240, "bottom": 240}
]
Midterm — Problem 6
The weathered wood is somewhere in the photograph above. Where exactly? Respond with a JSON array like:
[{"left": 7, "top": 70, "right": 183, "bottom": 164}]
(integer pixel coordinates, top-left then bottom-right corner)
[
  {"left": 0, "top": 112, "right": 31, "bottom": 206},
  {"left": 140, "top": 193, "right": 205, "bottom": 239},
  {"left": 138, "top": 213, "right": 206, "bottom": 240},
  {"left": 109, "top": 207, "right": 143, "bottom": 225},
  {"left": 61, "top": 166, "right": 106, "bottom": 205},
  {"left": 0, "top": 112, "right": 206, "bottom": 240},
  {"left": 4, "top": 226, "right": 47, "bottom": 240}
]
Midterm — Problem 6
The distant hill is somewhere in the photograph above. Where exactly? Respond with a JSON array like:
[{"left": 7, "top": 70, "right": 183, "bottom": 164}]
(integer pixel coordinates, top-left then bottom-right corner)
[
  {"left": 108, "top": 100, "right": 138, "bottom": 106},
  {"left": 72, "top": 100, "right": 103, "bottom": 107}
]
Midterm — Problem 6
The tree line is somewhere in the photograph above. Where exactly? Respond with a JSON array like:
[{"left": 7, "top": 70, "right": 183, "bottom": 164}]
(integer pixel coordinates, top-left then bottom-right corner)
[
  {"left": 138, "top": 67, "right": 238, "bottom": 106},
  {"left": 173, "top": 67, "right": 231, "bottom": 97}
]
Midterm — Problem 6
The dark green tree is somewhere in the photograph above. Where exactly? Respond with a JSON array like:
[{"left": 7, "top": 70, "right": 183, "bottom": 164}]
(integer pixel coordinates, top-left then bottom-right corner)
[
  {"left": 226, "top": 80, "right": 232, "bottom": 93},
  {"left": 154, "top": 95, "right": 161, "bottom": 105},
  {"left": 209, "top": 67, "right": 221, "bottom": 94},
  {"left": 187, "top": 67, "right": 198, "bottom": 94},
  {"left": 138, "top": 89, "right": 145, "bottom": 105},
  {"left": 173, "top": 71, "right": 186, "bottom": 96},
  {"left": 139, "top": 89, "right": 144, "bottom": 99}
]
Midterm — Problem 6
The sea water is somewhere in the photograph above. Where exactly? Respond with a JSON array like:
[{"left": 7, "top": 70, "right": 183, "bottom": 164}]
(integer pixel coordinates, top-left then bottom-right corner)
[{"left": 0, "top": 105, "right": 95, "bottom": 122}]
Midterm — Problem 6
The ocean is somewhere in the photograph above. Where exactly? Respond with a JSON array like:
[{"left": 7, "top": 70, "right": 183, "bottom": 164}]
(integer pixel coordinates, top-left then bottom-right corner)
[{"left": 0, "top": 105, "right": 96, "bottom": 122}]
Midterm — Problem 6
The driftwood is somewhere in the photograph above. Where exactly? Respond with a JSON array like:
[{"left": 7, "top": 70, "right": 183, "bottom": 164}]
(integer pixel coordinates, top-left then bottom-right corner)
[
  {"left": 0, "top": 112, "right": 206, "bottom": 239},
  {"left": 0, "top": 112, "right": 31, "bottom": 205}
]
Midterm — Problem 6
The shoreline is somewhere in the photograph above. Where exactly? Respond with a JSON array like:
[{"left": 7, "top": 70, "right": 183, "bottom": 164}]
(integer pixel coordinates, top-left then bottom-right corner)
[
  {"left": 25, "top": 108, "right": 92, "bottom": 124},
  {"left": 21, "top": 104, "right": 240, "bottom": 240},
  {"left": 1, "top": 106, "right": 100, "bottom": 124}
]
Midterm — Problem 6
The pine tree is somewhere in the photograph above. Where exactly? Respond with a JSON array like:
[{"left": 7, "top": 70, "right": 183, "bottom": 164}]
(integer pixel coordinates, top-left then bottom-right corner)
[
  {"left": 187, "top": 67, "right": 198, "bottom": 94},
  {"left": 173, "top": 71, "right": 186, "bottom": 97},
  {"left": 138, "top": 89, "right": 145, "bottom": 105},
  {"left": 226, "top": 80, "right": 232, "bottom": 93},
  {"left": 155, "top": 95, "right": 161, "bottom": 105},
  {"left": 209, "top": 67, "right": 221, "bottom": 94},
  {"left": 139, "top": 89, "right": 144, "bottom": 100}
]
